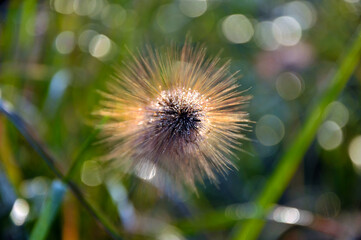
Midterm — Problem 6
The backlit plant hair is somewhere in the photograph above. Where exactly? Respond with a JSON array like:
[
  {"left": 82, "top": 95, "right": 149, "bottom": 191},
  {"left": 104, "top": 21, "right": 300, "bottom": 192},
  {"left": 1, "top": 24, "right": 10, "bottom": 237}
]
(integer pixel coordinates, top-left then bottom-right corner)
[{"left": 97, "top": 42, "right": 251, "bottom": 190}]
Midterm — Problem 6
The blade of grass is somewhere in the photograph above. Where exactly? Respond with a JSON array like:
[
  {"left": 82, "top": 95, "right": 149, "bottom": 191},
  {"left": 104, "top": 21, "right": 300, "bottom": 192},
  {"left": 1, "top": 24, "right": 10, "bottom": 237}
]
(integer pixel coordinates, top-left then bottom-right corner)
[
  {"left": 232, "top": 25, "right": 361, "bottom": 240},
  {"left": 65, "top": 117, "right": 108, "bottom": 181},
  {"left": 29, "top": 180, "right": 66, "bottom": 240},
  {"left": 0, "top": 117, "right": 22, "bottom": 185},
  {"left": 18, "top": 0, "right": 37, "bottom": 51},
  {"left": 0, "top": 100, "right": 122, "bottom": 240},
  {"left": 176, "top": 208, "right": 242, "bottom": 234}
]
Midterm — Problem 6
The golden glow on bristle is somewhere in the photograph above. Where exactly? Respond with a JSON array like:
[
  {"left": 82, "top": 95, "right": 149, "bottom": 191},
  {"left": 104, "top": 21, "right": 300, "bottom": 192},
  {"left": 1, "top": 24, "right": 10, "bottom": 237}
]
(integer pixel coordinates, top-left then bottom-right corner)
[{"left": 97, "top": 42, "right": 251, "bottom": 189}]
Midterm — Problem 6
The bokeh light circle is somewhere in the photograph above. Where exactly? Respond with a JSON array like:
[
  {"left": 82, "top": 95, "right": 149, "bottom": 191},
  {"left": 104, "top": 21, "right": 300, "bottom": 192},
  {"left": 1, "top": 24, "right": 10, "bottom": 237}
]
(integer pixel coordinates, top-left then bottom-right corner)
[
  {"left": 55, "top": 31, "right": 75, "bottom": 54},
  {"left": 89, "top": 34, "right": 112, "bottom": 59},
  {"left": 276, "top": 72, "right": 303, "bottom": 100},
  {"left": 255, "top": 21, "right": 279, "bottom": 51},
  {"left": 283, "top": 1, "right": 317, "bottom": 30},
  {"left": 179, "top": 0, "right": 207, "bottom": 18},
  {"left": 324, "top": 101, "right": 349, "bottom": 128},
  {"left": 273, "top": 16, "right": 302, "bottom": 46},
  {"left": 222, "top": 14, "right": 254, "bottom": 44},
  {"left": 348, "top": 136, "right": 361, "bottom": 168},
  {"left": 256, "top": 115, "right": 285, "bottom": 146},
  {"left": 317, "top": 121, "right": 343, "bottom": 150}
]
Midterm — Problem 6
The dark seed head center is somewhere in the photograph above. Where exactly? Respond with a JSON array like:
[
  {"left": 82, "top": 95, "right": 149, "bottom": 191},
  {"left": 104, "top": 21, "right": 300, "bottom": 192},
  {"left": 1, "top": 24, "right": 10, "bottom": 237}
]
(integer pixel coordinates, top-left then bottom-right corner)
[{"left": 151, "top": 88, "right": 208, "bottom": 143}]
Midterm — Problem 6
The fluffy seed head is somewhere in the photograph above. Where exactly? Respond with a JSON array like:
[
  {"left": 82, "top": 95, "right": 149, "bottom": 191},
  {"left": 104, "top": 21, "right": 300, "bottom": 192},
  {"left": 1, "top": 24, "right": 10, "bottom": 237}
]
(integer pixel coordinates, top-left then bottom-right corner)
[{"left": 97, "top": 43, "right": 251, "bottom": 189}]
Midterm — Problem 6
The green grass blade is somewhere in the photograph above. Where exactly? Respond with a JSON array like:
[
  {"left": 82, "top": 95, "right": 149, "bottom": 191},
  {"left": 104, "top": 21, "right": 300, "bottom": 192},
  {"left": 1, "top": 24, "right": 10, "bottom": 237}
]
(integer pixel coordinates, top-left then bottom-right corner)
[
  {"left": 18, "top": 0, "right": 37, "bottom": 51},
  {"left": 29, "top": 180, "right": 66, "bottom": 240},
  {"left": 232, "top": 25, "right": 361, "bottom": 240},
  {"left": 65, "top": 117, "right": 108, "bottom": 181}
]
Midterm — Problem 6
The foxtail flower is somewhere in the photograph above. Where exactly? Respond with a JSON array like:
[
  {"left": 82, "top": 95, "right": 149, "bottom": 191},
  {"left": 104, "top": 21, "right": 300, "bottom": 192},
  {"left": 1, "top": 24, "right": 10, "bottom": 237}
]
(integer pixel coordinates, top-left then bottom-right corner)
[{"left": 97, "top": 43, "right": 250, "bottom": 189}]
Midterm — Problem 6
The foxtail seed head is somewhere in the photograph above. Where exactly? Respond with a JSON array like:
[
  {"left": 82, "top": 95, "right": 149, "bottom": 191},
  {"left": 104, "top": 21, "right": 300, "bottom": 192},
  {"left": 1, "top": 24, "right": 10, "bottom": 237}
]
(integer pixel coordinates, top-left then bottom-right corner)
[{"left": 97, "top": 43, "right": 251, "bottom": 189}]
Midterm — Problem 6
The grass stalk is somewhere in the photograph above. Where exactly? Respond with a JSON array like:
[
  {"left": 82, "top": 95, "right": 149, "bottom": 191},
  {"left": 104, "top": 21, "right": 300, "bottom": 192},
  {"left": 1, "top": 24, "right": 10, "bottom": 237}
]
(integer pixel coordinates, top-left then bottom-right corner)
[
  {"left": 232, "top": 25, "right": 361, "bottom": 240},
  {"left": 29, "top": 181, "right": 66, "bottom": 240}
]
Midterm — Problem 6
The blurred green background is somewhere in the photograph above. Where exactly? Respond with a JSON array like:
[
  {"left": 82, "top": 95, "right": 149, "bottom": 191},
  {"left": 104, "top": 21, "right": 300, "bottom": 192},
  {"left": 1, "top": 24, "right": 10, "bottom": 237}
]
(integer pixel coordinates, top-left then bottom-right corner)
[{"left": 1, "top": 0, "right": 361, "bottom": 239}]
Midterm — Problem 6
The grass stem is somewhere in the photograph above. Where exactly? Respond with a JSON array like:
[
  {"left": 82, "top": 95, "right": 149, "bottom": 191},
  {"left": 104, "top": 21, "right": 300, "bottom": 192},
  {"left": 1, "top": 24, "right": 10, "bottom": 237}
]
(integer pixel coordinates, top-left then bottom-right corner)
[{"left": 232, "top": 25, "right": 361, "bottom": 240}]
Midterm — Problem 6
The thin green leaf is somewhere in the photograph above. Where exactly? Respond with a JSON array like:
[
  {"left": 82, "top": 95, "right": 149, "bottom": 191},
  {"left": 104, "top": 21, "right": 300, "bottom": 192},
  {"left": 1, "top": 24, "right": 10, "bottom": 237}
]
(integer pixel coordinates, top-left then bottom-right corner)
[{"left": 29, "top": 180, "right": 66, "bottom": 240}]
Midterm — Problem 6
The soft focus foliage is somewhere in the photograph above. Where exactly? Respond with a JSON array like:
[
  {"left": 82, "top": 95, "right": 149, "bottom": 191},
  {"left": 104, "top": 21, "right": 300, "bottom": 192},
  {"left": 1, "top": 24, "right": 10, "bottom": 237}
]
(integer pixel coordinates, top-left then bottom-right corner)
[{"left": 0, "top": 0, "right": 361, "bottom": 239}]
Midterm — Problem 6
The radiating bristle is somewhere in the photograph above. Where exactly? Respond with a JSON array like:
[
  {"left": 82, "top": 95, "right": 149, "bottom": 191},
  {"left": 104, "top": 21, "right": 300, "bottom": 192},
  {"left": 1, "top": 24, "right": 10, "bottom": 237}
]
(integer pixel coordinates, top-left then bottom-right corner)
[
  {"left": 142, "top": 88, "right": 209, "bottom": 158},
  {"left": 97, "top": 43, "right": 251, "bottom": 190}
]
